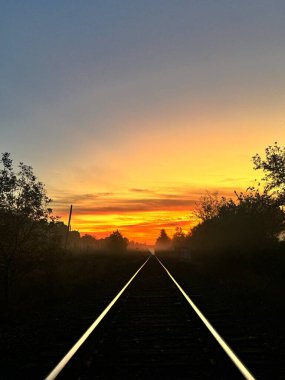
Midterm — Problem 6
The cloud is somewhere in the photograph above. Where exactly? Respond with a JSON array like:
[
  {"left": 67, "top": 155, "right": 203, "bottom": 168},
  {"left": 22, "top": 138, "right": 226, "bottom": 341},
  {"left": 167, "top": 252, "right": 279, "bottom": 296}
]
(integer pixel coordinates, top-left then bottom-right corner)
[
  {"left": 55, "top": 197, "right": 197, "bottom": 214},
  {"left": 219, "top": 177, "right": 250, "bottom": 183},
  {"left": 51, "top": 192, "right": 114, "bottom": 205},
  {"left": 121, "top": 220, "right": 192, "bottom": 229},
  {"left": 129, "top": 188, "right": 153, "bottom": 193},
  {"left": 50, "top": 184, "right": 241, "bottom": 244}
]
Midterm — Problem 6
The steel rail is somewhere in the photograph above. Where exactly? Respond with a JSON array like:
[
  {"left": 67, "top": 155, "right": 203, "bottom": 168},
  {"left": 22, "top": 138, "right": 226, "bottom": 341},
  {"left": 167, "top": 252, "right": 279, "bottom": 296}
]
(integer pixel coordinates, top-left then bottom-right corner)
[
  {"left": 156, "top": 256, "right": 255, "bottom": 380},
  {"left": 45, "top": 255, "right": 150, "bottom": 380}
]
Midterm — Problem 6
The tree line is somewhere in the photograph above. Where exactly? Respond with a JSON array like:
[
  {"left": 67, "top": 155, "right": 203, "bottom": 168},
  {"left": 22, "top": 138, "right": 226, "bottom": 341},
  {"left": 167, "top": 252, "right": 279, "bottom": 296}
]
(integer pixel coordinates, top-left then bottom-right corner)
[
  {"left": 0, "top": 153, "right": 134, "bottom": 302},
  {"left": 1, "top": 142, "right": 285, "bottom": 300},
  {"left": 155, "top": 142, "right": 285, "bottom": 259}
]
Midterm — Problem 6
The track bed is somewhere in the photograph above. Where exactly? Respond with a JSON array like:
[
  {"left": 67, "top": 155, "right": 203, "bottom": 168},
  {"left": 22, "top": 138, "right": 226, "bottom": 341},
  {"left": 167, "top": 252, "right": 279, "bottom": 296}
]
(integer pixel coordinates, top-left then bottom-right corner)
[{"left": 56, "top": 256, "right": 248, "bottom": 379}]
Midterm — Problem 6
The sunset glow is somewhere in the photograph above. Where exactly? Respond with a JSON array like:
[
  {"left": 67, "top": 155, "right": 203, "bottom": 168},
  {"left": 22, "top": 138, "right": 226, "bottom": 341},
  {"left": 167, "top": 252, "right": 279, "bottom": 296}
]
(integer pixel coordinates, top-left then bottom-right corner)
[{"left": 1, "top": 2, "right": 285, "bottom": 244}]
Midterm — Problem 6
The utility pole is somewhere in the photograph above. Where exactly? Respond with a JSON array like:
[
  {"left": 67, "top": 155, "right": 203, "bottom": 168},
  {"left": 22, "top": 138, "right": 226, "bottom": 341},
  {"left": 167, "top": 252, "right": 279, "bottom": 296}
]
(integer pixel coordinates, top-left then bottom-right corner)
[{"left": 65, "top": 205, "right": 73, "bottom": 250}]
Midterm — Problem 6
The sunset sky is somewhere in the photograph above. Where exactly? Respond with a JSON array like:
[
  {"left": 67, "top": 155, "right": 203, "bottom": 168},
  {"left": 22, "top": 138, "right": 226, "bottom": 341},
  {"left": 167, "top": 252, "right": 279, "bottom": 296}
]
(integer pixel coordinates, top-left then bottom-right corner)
[{"left": 1, "top": 1, "right": 285, "bottom": 244}]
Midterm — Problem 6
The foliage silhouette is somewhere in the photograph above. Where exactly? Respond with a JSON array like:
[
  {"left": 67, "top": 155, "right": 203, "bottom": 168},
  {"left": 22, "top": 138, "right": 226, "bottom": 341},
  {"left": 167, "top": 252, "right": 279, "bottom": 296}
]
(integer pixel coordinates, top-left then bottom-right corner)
[
  {"left": 194, "top": 191, "right": 226, "bottom": 222},
  {"left": 155, "top": 229, "right": 172, "bottom": 252},
  {"left": 253, "top": 142, "right": 285, "bottom": 197},
  {"left": 80, "top": 234, "right": 97, "bottom": 251},
  {"left": 0, "top": 153, "right": 57, "bottom": 301},
  {"left": 189, "top": 189, "right": 284, "bottom": 256},
  {"left": 172, "top": 227, "right": 187, "bottom": 253},
  {"left": 106, "top": 230, "right": 129, "bottom": 252}
]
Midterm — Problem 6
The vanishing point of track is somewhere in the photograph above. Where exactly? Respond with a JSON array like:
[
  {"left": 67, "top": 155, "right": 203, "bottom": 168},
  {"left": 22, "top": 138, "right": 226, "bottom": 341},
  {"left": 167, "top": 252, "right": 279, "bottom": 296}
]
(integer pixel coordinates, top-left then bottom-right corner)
[{"left": 45, "top": 254, "right": 255, "bottom": 380}]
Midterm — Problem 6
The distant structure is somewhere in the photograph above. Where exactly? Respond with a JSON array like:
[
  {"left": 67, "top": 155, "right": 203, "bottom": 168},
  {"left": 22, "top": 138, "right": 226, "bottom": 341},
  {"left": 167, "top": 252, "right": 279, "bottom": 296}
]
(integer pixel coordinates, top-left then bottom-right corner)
[{"left": 64, "top": 205, "right": 73, "bottom": 249}]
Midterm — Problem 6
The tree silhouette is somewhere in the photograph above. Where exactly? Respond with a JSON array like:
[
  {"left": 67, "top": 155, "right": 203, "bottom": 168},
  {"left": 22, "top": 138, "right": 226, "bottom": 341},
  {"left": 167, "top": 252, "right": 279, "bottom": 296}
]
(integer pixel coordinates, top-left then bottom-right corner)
[
  {"left": 0, "top": 153, "right": 53, "bottom": 301},
  {"left": 253, "top": 142, "right": 285, "bottom": 201},
  {"left": 172, "top": 227, "right": 187, "bottom": 253},
  {"left": 80, "top": 234, "right": 97, "bottom": 251},
  {"left": 194, "top": 191, "right": 226, "bottom": 222},
  {"left": 190, "top": 189, "right": 284, "bottom": 255},
  {"left": 155, "top": 229, "right": 172, "bottom": 251},
  {"left": 106, "top": 230, "right": 129, "bottom": 252}
]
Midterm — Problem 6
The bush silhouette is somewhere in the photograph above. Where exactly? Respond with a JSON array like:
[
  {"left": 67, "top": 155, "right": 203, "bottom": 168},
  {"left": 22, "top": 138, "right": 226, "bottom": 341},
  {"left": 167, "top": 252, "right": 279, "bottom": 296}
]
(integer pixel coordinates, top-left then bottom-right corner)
[{"left": 189, "top": 189, "right": 284, "bottom": 255}]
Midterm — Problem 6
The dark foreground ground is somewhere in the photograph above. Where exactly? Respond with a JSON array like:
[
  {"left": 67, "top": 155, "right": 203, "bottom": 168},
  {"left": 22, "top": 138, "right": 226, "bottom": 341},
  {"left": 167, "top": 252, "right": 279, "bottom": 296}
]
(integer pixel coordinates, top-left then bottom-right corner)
[
  {"left": 159, "top": 253, "right": 285, "bottom": 379},
  {"left": 1, "top": 249, "right": 284, "bottom": 379},
  {"left": 0, "top": 250, "right": 148, "bottom": 379},
  {"left": 58, "top": 255, "right": 245, "bottom": 380}
]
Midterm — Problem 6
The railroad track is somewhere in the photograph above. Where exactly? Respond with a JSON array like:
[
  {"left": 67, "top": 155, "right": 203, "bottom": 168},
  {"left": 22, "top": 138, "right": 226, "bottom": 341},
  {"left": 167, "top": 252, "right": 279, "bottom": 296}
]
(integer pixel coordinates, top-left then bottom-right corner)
[{"left": 45, "top": 254, "right": 255, "bottom": 380}]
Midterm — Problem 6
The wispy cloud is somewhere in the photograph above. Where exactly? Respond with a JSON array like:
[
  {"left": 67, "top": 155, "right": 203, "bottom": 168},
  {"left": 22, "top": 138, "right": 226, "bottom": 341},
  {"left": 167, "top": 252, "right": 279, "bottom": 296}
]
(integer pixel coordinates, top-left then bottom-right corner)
[
  {"left": 129, "top": 188, "right": 153, "bottom": 193},
  {"left": 50, "top": 184, "right": 246, "bottom": 243},
  {"left": 53, "top": 196, "right": 196, "bottom": 214}
]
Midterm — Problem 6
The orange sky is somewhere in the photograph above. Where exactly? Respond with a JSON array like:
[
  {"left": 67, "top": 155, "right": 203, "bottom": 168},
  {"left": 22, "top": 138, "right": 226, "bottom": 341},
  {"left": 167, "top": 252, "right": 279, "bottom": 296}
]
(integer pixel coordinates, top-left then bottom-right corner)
[
  {"left": 50, "top": 155, "right": 264, "bottom": 245},
  {"left": 47, "top": 112, "right": 282, "bottom": 245}
]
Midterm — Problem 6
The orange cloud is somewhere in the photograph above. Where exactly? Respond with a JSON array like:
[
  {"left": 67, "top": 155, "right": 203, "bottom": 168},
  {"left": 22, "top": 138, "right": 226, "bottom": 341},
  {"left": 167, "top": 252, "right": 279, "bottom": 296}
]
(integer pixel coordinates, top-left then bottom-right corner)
[{"left": 50, "top": 185, "right": 247, "bottom": 245}]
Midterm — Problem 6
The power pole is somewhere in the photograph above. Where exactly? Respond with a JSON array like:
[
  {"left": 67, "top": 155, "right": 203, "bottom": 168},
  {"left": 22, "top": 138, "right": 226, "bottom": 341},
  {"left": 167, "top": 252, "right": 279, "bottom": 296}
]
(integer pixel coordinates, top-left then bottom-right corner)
[{"left": 65, "top": 205, "right": 73, "bottom": 249}]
